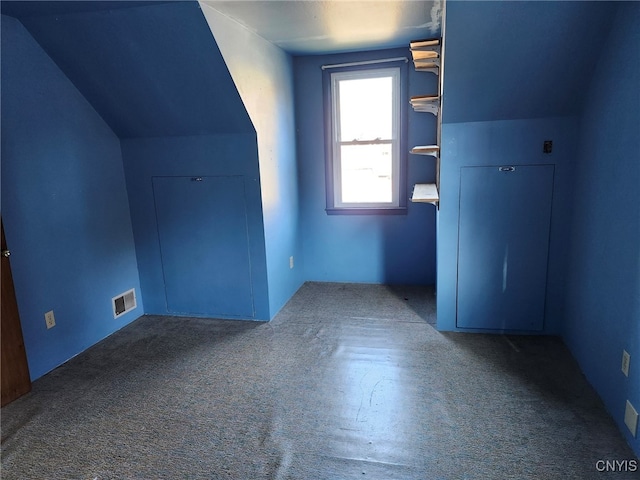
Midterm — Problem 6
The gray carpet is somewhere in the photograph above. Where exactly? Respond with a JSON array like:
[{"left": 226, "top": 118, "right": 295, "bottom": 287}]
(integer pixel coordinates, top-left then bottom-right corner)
[{"left": 1, "top": 282, "right": 637, "bottom": 479}]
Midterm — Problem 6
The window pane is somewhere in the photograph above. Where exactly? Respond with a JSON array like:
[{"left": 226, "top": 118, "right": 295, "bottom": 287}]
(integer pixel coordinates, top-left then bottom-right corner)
[
  {"left": 340, "top": 144, "right": 392, "bottom": 203},
  {"left": 339, "top": 76, "right": 393, "bottom": 141}
]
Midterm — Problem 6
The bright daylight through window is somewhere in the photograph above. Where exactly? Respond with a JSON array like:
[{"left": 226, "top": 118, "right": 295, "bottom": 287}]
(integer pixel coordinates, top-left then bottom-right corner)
[{"left": 326, "top": 66, "right": 403, "bottom": 212}]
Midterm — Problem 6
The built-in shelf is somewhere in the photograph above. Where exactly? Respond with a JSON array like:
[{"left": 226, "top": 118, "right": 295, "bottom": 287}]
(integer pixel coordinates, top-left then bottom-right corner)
[
  {"left": 410, "top": 95, "right": 439, "bottom": 115},
  {"left": 410, "top": 145, "right": 440, "bottom": 157},
  {"left": 410, "top": 39, "right": 440, "bottom": 49},
  {"left": 411, "top": 183, "right": 439, "bottom": 204},
  {"left": 410, "top": 39, "right": 440, "bottom": 73},
  {"left": 410, "top": 37, "right": 442, "bottom": 207},
  {"left": 411, "top": 49, "right": 439, "bottom": 61},
  {"left": 413, "top": 61, "right": 439, "bottom": 74}
]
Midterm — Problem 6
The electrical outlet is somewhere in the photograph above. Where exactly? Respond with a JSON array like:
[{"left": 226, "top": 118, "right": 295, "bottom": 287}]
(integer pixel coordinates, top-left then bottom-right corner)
[
  {"left": 44, "top": 310, "right": 56, "bottom": 329},
  {"left": 624, "top": 400, "right": 638, "bottom": 437},
  {"left": 289, "top": 256, "right": 294, "bottom": 269},
  {"left": 622, "top": 350, "right": 630, "bottom": 377}
]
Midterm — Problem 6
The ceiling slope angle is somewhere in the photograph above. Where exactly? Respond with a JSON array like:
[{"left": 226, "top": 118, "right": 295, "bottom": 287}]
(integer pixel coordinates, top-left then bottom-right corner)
[
  {"left": 203, "top": 0, "right": 443, "bottom": 55},
  {"left": 442, "top": 1, "right": 619, "bottom": 123},
  {"left": 3, "top": 1, "right": 254, "bottom": 138}
]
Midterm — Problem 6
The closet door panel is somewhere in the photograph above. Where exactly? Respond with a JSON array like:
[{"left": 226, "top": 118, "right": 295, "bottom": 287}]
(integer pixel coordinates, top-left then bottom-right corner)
[
  {"left": 153, "top": 176, "right": 254, "bottom": 318},
  {"left": 457, "top": 165, "right": 554, "bottom": 331}
]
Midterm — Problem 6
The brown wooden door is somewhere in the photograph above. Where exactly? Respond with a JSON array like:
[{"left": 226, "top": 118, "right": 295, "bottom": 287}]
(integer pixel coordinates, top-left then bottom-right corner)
[{"left": 1, "top": 219, "right": 31, "bottom": 406}]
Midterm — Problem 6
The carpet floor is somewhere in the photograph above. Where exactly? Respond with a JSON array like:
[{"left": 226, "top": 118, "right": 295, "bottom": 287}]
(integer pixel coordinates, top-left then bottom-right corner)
[{"left": 1, "top": 282, "right": 637, "bottom": 479}]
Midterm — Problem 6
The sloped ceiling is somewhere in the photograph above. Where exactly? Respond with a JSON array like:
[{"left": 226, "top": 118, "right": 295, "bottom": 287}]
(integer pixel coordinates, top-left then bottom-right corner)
[
  {"left": 2, "top": 1, "right": 254, "bottom": 138},
  {"left": 443, "top": 1, "right": 618, "bottom": 123},
  {"left": 0, "top": 1, "right": 167, "bottom": 17},
  {"left": 204, "top": 0, "right": 442, "bottom": 55},
  {"left": 1, "top": 0, "right": 441, "bottom": 138},
  {"left": 5, "top": 1, "right": 613, "bottom": 131}
]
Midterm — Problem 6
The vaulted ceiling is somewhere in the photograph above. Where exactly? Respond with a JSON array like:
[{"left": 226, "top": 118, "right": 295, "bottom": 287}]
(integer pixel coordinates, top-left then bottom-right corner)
[
  {"left": 2, "top": 1, "right": 620, "bottom": 130},
  {"left": 1, "top": 0, "right": 441, "bottom": 138},
  {"left": 442, "top": 1, "right": 618, "bottom": 123},
  {"left": 2, "top": 1, "right": 254, "bottom": 138},
  {"left": 203, "top": 0, "right": 442, "bottom": 54}
]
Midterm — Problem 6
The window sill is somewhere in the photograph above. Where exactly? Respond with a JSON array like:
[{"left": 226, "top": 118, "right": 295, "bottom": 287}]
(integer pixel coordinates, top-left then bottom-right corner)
[{"left": 325, "top": 207, "right": 408, "bottom": 216}]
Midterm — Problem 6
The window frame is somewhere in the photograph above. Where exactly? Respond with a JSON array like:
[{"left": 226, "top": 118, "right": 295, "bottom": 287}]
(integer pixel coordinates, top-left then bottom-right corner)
[{"left": 323, "top": 60, "right": 408, "bottom": 215}]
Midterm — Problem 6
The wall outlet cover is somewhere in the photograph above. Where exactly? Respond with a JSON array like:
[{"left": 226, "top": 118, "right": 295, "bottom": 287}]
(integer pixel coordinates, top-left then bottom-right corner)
[
  {"left": 624, "top": 400, "right": 638, "bottom": 437},
  {"left": 622, "top": 350, "right": 630, "bottom": 377},
  {"left": 44, "top": 310, "right": 56, "bottom": 329}
]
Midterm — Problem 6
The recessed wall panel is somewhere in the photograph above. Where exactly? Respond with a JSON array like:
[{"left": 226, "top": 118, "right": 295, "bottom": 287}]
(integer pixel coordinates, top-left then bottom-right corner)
[
  {"left": 153, "top": 176, "right": 254, "bottom": 318},
  {"left": 457, "top": 165, "right": 554, "bottom": 331}
]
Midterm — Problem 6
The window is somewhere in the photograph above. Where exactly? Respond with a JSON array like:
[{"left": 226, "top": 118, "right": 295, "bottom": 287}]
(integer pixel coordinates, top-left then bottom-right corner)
[{"left": 323, "top": 62, "right": 407, "bottom": 214}]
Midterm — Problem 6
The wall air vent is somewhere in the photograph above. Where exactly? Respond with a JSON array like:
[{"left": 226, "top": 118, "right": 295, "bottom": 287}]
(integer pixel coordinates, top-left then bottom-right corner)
[{"left": 112, "top": 288, "right": 137, "bottom": 319}]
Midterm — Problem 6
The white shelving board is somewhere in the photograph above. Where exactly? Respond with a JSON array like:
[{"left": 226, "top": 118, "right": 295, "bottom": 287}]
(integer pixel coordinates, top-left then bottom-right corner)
[
  {"left": 411, "top": 183, "right": 439, "bottom": 204},
  {"left": 410, "top": 37, "right": 442, "bottom": 207},
  {"left": 410, "top": 145, "right": 440, "bottom": 157}
]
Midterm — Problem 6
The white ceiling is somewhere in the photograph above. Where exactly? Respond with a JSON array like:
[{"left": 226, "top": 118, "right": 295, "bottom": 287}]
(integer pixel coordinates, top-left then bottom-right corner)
[{"left": 202, "top": 0, "right": 442, "bottom": 55}]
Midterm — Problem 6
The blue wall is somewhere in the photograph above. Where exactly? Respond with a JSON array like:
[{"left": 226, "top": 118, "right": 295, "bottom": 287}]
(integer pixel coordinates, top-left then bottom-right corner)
[
  {"left": 437, "top": 1, "right": 615, "bottom": 334},
  {"left": 11, "top": 1, "right": 298, "bottom": 322},
  {"left": 121, "top": 134, "right": 270, "bottom": 321},
  {"left": 440, "top": 0, "right": 638, "bottom": 454},
  {"left": 437, "top": 117, "right": 578, "bottom": 334},
  {"left": 7, "top": 2, "right": 277, "bottom": 322},
  {"left": 294, "top": 48, "right": 438, "bottom": 285},
  {"left": 563, "top": 2, "right": 640, "bottom": 455},
  {"left": 201, "top": 4, "right": 303, "bottom": 317},
  {"left": 1, "top": 15, "right": 142, "bottom": 380},
  {"left": 442, "top": 1, "right": 616, "bottom": 123}
]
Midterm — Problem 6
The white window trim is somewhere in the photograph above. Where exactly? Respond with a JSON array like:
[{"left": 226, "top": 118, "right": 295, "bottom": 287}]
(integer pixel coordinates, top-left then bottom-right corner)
[{"left": 330, "top": 67, "right": 401, "bottom": 209}]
